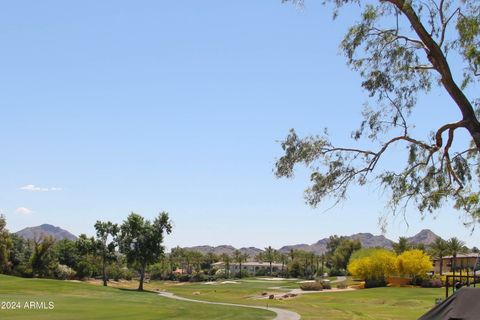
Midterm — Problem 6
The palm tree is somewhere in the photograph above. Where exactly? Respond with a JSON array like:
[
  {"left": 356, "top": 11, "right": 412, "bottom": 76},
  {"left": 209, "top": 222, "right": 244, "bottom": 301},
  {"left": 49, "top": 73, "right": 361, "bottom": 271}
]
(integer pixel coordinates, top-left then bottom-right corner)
[
  {"left": 278, "top": 253, "right": 288, "bottom": 276},
  {"left": 233, "top": 250, "right": 248, "bottom": 278},
  {"left": 447, "top": 237, "right": 466, "bottom": 283},
  {"left": 429, "top": 237, "right": 449, "bottom": 275},
  {"left": 263, "top": 246, "right": 277, "bottom": 276},
  {"left": 220, "top": 253, "right": 231, "bottom": 278},
  {"left": 204, "top": 252, "right": 218, "bottom": 275},
  {"left": 392, "top": 237, "right": 411, "bottom": 255}
]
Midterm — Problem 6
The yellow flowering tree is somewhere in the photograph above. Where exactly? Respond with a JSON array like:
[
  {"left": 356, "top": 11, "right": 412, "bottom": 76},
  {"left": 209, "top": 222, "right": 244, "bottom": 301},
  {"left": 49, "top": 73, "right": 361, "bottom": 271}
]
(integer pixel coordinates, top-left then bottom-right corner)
[
  {"left": 347, "top": 248, "right": 397, "bottom": 287},
  {"left": 396, "top": 249, "right": 432, "bottom": 282}
]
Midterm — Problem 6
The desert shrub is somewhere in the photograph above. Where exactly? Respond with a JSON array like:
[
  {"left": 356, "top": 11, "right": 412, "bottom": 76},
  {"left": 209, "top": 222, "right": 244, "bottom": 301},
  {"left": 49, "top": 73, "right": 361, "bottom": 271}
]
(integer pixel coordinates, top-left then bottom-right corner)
[
  {"left": 320, "top": 280, "right": 332, "bottom": 289},
  {"left": 300, "top": 281, "right": 323, "bottom": 291},
  {"left": 337, "top": 282, "right": 348, "bottom": 289},
  {"left": 55, "top": 264, "right": 76, "bottom": 280}
]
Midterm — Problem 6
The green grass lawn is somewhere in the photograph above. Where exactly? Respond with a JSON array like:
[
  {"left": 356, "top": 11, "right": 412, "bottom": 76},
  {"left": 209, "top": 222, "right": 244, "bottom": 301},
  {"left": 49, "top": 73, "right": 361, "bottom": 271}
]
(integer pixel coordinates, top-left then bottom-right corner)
[
  {"left": 150, "top": 278, "right": 443, "bottom": 320},
  {"left": 0, "top": 275, "right": 445, "bottom": 320},
  {"left": 0, "top": 275, "right": 273, "bottom": 320}
]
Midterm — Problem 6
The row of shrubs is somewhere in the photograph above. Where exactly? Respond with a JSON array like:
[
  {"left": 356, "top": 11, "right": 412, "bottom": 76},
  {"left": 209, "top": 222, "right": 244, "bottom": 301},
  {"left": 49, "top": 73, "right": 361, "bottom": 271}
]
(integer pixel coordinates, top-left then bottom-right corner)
[{"left": 300, "top": 280, "right": 332, "bottom": 291}]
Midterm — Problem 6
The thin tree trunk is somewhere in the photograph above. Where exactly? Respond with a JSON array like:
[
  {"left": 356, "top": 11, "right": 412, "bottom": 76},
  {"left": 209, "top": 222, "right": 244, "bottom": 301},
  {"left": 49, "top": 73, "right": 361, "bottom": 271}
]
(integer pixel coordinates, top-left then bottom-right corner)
[
  {"left": 102, "top": 255, "right": 107, "bottom": 286},
  {"left": 440, "top": 257, "right": 443, "bottom": 276},
  {"left": 138, "top": 265, "right": 146, "bottom": 291}
]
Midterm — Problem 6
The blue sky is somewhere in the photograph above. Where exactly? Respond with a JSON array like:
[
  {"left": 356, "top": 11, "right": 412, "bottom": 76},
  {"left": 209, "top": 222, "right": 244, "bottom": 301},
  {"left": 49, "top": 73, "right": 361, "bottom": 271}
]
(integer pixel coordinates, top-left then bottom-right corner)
[{"left": 1, "top": 1, "right": 479, "bottom": 249}]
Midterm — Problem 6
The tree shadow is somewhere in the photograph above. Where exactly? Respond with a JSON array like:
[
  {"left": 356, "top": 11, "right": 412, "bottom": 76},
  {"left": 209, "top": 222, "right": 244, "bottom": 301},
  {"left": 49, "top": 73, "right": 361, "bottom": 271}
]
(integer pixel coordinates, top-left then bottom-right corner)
[{"left": 118, "top": 288, "right": 159, "bottom": 295}]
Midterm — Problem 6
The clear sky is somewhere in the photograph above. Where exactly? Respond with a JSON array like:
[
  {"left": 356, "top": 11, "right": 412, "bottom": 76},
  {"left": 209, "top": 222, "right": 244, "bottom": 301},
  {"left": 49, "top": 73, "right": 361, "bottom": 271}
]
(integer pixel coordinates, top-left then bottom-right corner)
[{"left": 1, "top": 0, "right": 478, "bottom": 250}]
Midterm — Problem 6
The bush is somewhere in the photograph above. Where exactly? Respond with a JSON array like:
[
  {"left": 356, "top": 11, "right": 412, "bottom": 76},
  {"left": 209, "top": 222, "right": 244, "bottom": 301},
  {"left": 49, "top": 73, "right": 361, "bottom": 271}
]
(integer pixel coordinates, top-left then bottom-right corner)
[
  {"left": 320, "top": 280, "right": 332, "bottom": 289},
  {"left": 255, "top": 269, "right": 267, "bottom": 276},
  {"left": 75, "top": 261, "right": 94, "bottom": 279},
  {"left": 364, "top": 279, "right": 387, "bottom": 288},
  {"left": 215, "top": 269, "right": 227, "bottom": 279},
  {"left": 300, "top": 281, "right": 323, "bottom": 291},
  {"left": 337, "top": 282, "right": 348, "bottom": 289},
  {"left": 235, "top": 270, "right": 250, "bottom": 279},
  {"left": 55, "top": 264, "right": 76, "bottom": 280},
  {"left": 329, "top": 269, "right": 346, "bottom": 277},
  {"left": 421, "top": 279, "right": 443, "bottom": 288},
  {"left": 148, "top": 263, "right": 169, "bottom": 280},
  {"left": 178, "top": 274, "right": 191, "bottom": 282},
  {"left": 189, "top": 273, "right": 207, "bottom": 282}
]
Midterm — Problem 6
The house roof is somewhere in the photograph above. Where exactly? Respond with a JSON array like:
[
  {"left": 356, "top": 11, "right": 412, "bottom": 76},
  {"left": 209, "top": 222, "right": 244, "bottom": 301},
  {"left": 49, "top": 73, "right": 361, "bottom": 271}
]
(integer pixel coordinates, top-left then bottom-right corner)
[{"left": 434, "top": 253, "right": 480, "bottom": 260}]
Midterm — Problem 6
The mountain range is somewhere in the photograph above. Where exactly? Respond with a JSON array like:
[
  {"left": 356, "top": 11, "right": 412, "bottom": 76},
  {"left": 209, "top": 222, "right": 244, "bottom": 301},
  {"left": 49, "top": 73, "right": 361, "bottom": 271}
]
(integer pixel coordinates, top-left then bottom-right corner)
[
  {"left": 13, "top": 224, "right": 440, "bottom": 258},
  {"left": 185, "top": 229, "right": 440, "bottom": 258}
]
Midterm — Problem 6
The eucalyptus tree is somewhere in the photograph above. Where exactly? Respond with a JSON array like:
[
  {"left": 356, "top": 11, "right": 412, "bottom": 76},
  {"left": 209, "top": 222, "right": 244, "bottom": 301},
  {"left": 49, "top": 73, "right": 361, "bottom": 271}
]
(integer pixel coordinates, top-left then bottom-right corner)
[
  {"left": 118, "top": 212, "right": 172, "bottom": 291},
  {"left": 278, "top": 0, "right": 480, "bottom": 225},
  {"left": 94, "top": 220, "right": 119, "bottom": 286}
]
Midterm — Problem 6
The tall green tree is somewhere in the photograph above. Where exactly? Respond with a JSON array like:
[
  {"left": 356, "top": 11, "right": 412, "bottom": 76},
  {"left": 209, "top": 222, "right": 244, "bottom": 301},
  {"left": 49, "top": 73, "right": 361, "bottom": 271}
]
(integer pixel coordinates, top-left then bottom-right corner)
[
  {"left": 0, "top": 215, "right": 12, "bottom": 273},
  {"left": 429, "top": 237, "right": 449, "bottom": 275},
  {"left": 331, "top": 239, "right": 362, "bottom": 272},
  {"left": 54, "top": 239, "right": 79, "bottom": 269},
  {"left": 118, "top": 212, "right": 172, "bottom": 291},
  {"left": 30, "top": 235, "right": 56, "bottom": 277},
  {"left": 278, "top": 0, "right": 480, "bottom": 224},
  {"left": 94, "top": 221, "right": 119, "bottom": 286}
]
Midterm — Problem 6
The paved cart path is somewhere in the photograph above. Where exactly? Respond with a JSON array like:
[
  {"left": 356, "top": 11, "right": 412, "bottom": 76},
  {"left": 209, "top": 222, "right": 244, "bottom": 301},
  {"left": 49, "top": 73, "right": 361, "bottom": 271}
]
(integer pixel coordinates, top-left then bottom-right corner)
[{"left": 158, "top": 291, "right": 301, "bottom": 320}]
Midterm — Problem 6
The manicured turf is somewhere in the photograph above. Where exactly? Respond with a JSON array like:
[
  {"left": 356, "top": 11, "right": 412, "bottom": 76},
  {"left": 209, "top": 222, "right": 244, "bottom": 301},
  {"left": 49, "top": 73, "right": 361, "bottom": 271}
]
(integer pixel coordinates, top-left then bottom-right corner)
[
  {"left": 0, "top": 275, "right": 273, "bottom": 320},
  {"left": 150, "top": 278, "right": 443, "bottom": 320},
  {"left": 0, "top": 275, "right": 445, "bottom": 319}
]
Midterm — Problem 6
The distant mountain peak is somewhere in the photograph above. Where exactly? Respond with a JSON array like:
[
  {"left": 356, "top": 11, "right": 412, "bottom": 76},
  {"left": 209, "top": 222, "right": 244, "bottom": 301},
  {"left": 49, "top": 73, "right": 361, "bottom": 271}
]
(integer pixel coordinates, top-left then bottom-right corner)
[
  {"left": 407, "top": 229, "right": 440, "bottom": 245},
  {"left": 14, "top": 224, "right": 77, "bottom": 241}
]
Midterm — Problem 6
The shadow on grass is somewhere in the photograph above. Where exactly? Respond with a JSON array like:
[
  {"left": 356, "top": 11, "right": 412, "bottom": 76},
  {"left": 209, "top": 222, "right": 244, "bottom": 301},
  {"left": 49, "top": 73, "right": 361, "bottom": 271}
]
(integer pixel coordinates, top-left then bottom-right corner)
[{"left": 118, "top": 288, "right": 160, "bottom": 295}]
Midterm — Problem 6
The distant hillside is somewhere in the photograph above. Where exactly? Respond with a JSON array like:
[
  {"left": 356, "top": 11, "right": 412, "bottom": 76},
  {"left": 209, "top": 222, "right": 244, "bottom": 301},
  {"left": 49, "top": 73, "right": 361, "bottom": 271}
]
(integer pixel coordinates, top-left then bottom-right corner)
[
  {"left": 186, "top": 229, "right": 441, "bottom": 257},
  {"left": 279, "top": 230, "right": 443, "bottom": 255},
  {"left": 15, "top": 224, "right": 77, "bottom": 241},
  {"left": 407, "top": 229, "right": 440, "bottom": 245},
  {"left": 183, "top": 245, "right": 263, "bottom": 260},
  {"left": 279, "top": 233, "right": 394, "bottom": 255}
]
